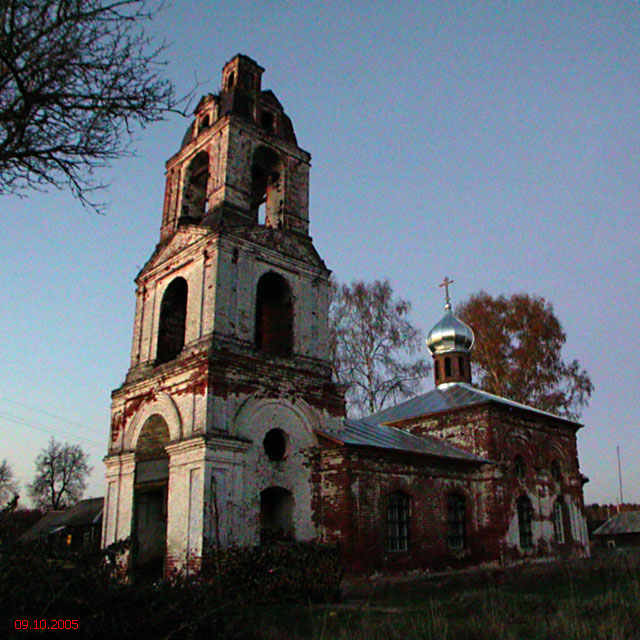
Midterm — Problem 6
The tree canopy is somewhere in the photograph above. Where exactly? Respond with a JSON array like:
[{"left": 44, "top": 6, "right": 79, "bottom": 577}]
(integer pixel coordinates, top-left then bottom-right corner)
[
  {"left": 0, "top": 0, "right": 177, "bottom": 210},
  {"left": 329, "top": 279, "right": 430, "bottom": 417},
  {"left": 0, "top": 459, "right": 18, "bottom": 507},
  {"left": 456, "top": 291, "right": 593, "bottom": 420},
  {"left": 28, "top": 439, "right": 91, "bottom": 510}
]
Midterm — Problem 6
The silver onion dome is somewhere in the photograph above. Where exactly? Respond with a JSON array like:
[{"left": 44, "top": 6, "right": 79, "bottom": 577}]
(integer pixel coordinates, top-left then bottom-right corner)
[{"left": 426, "top": 302, "right": 475, "bottom": 355}]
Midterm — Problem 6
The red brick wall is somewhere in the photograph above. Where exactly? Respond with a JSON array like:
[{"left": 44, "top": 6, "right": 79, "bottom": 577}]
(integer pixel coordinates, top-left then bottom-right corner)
[
  {"left": 313, "top": 403, "right": 587, "bottom": 574},
  {"left": 313, "top": 447, "right": 500, "bottom": 574}
]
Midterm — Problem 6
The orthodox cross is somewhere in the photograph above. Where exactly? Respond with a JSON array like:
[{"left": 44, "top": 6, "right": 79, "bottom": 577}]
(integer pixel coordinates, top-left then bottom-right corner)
[{"left": 439, "top": 276, "right": 454, "bottom": 307}]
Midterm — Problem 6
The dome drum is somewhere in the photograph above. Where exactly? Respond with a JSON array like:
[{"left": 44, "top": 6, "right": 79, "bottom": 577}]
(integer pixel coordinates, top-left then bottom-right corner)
[{"left": 426, "top": 292, "right": 475, "bottom": 387}]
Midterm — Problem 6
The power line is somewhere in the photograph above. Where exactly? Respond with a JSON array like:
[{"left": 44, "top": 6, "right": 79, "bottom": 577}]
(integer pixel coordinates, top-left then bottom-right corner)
[
  {"left": 0, "top": 396, "right": 106, "bottom": 437},
  {"left": 0, "top": 411, "right": 105, "bottom": 451}
]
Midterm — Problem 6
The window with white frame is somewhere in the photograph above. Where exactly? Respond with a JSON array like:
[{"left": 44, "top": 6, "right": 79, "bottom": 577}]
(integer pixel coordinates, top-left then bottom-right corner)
[
  {"left": 517, "top": 496, "right": 533, "bottom": 549},
  {"left": 553, "top": 499, "right": 565, "bottom": 543}
]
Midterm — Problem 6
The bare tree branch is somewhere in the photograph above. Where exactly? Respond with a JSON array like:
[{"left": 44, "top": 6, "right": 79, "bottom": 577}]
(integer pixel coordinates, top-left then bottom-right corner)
[
  {"left": 0, "top": 0, "right": 184, "bottom": 212},
  {"left": 0, "top": 459, "right": 18, "bottom": 507},
  {"left": 329, "top": 279, "right": 430, "bottom": 417},
  {"left": 27, "top": 438, "right": 91, "bottom": 510}
]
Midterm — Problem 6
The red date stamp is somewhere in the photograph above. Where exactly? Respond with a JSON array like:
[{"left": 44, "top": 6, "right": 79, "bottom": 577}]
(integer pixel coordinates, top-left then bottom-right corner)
[{"left": 14, "top": 620, "right": 78, "bottom": 630}]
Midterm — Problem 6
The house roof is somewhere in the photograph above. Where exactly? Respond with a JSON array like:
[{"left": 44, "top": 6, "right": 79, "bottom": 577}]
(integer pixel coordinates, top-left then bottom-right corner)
[
  {"left": 593, "top": 511, "right": 640, "bottom": 536},
  {"left": 61, "top": 497, "right": 104, "bottom": 527},
  {"left": 19, "top": 510, "right": 67, "bottom": 541},
  {"left": 367, "top": 382, "right": 581, "bottom": 427},
  {"left": 18, "top": 498, "right": 104, "bottom": 541},
  {"left": 316, "top": 381, "right": 581, "bottom": 462},
  {"left": 318, "top": 417, "right": 486, "bottom": 464}
]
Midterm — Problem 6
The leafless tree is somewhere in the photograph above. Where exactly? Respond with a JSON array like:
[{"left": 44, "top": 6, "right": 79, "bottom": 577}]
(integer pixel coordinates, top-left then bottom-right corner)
[
  {"left": 0, "top": 0, "right": 179, "bottom": 211},
  {"left": 0, "top": 459, "right": 18, "bottom": 506},
  {"left": 329, "top": 279, "right": 430, "bottom": 417},
  {"left": 28, "top": 439, "right": 91, "bottom": 510}
]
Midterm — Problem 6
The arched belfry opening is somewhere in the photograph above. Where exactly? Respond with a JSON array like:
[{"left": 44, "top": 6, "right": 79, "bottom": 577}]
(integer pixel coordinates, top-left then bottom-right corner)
[
  {"left": 260, "top": 487, "right": 293, "bottom": 543},
  {"left": 255, "top": 273, "right": 293, "bottom": 357},
  {"left": 134, "top": 414, "right": 170, "bottom": 581},
  {"left": 156, "top": 277, "right": 188, "bottom": 365},
  {"left": 181, "top": 151, "right": 210, "bottom": 222},
  {"left": 250, "top": 146, "right": 282, "bottom": 227}
]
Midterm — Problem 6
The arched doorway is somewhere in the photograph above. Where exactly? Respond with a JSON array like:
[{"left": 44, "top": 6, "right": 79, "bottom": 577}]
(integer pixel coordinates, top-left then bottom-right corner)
[{"left": 133, "top": 414, "right": 170, "bottom": 581}]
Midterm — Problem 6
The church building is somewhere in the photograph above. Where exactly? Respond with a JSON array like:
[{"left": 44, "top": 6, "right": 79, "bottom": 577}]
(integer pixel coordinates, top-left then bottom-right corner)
[{"left": 102, "top": 55, "right": 589, "bottom": 578}]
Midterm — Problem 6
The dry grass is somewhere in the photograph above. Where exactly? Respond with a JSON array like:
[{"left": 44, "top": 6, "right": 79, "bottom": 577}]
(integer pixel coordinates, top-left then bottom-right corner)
[{"left": 249, "top": 551, "right": 640, "bottom": 640}]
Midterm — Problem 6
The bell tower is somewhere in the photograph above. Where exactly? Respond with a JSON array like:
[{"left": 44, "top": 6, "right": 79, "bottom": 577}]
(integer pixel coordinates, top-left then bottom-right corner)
[
  {"left": 102, "top": 55, "right": 344, "bottom": 578},
  {"left": 159, "top": 54, "right": 310, "bottom": 241}
]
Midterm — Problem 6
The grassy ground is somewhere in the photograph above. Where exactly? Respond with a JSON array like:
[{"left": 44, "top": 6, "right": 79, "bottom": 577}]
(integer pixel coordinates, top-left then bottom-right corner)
[
  {"left": 242, "top": 551, "right": 640, "bottom": 640},
  {"left": 3, "top": 542, "right": 639, "bottom": 639}
]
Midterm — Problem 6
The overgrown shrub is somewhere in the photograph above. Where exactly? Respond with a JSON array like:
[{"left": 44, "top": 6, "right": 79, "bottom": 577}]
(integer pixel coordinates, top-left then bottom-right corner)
[
  {"left": 0, "top": 538, "right": 342, "bottom": 639},
  {"left": 197, "top": 541, "right": 343, "bottom": 603}
]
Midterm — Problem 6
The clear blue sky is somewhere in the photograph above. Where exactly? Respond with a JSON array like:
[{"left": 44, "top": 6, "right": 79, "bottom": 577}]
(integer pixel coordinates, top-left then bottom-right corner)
[{"left": 1, "top": 1, "right": 638, "bottom": 506}]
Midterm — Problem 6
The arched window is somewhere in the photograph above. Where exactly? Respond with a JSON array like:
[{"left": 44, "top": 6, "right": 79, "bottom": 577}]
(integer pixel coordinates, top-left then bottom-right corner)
[
  {"left": 260, "top": 487, "right": 293, "bottom": 543},
  {"left": 552, "top": 499, "right": 565, "bottom": 543},
  {"left": 242, "top": 71, "right": 254, "bottom": 88},
  {"left": 434, "top": 360, "right": 440, "bottom": 381},
  {"left": 255, "top": 273, "right": 293, "bottom": 357},
  {"left": 551, "top": 460, "right": 562, "bottom": 484},
  {"left": 388, "top": 492, "right": 410, "bottom": 552},
  {"left": 156, "top": 278, "right": 188, "bottom": 365},
  {"left": 250, "top": 146, "right": 281, "bottom": 227},
  {"left": 444, "top": 357, "right": 452, "bottom": 377},
  {"left": 514, "top": 455, "right": 526, "bottom": 480},
  {"left": 198, "top": 115, "right": 211, "bottom": 134},
  {"left": 181, "top": 151, "right": 209, "bottom": 221},
  {"left": 261, "top": 110, "right": 275, "bottom": 131},
  {"left": 447, "top": 494, "right": 466, "bottom": 551},
  {"left": 517, "top": 496, "right": 533, "bottom": 549}
]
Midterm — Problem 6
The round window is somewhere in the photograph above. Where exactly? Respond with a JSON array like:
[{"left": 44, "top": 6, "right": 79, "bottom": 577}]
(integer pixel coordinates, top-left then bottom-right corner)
[{"left": 263, "top": 429, "right": 288, "bottom": 461}]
